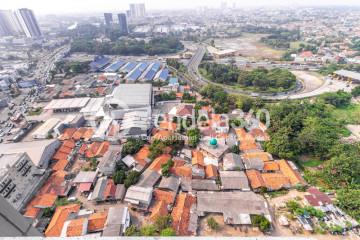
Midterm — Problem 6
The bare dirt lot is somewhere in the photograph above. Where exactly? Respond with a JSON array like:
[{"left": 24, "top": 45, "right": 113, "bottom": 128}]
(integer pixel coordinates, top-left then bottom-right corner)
[
  {"left": 214, "top": 33, "right": 285, "bottom": 60},
  {"left": 198, "top": 214, "right": 264, "bottom": 237},
  {"left": 292, "top": 71, "right": 325, "bottom": 93}
]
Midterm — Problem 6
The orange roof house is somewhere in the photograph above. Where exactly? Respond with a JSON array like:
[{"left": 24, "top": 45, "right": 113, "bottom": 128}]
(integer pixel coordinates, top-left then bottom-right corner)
[
  {"left": 159, "top": 121, "right": 177, "bottom": 131},
  {"left": 239, "top": 140, "right": 259, "bottom": 152},
  {"left": 205, "top": 164, "right": 218, "bottom": 179},
  {"left": 134, "top": 145, "right": 150, "bottom": 167},
  {"left": 87, "top": 211, "right": 107, "bottom": 233},
  {"left": 250, "top": 128, "right": 270, "bottom": 141},
  {"left": 171, "top": 193, "right": 197, "bottom": 236},
  {"left": 150, "top": 200, "right": 169, "bottom": 222},
  {"left": 52, "top": 158, "right": 69, "bottom": 171},
  {"left": 192, "top": 151, "right": 204, "bottom": 167},
  {"left": 263, "top": 162, "right": 280, "bottom": 172},
  {"left": 278, "top": 160, "right": 305, "bottom": 185},
  {"left": 242, "top": 152, "right": 273, "bottom": 162},
  {"left": 261, "top": 173, "right": 291, "bottom": 191},
  {"left": 152, "top": 129, "right": 173, "bottom": 141},
  {"left": 85, "top": 141, "right": 110, "bottom": 158},
  {"left": 153, "top": 189, "right": 176, "bottom": 205},
  {"left": 66, "top": 218, "right": 88, "bottom": 237},
  {"left": 149, "top": 154, "right": 171, "bottom": 173},
  {"left": 83, "top": 128, "right": 94, "bottom": 141},
  {"left": 171, "top": 165, "right": 192, "bottom": 178},
  {"left": 45, "top": 204, "right": 81, "bottom": 237},
  {"left": 246, "top": 170, "right": 266, "bottom": 190},
  {"left": 58, "top": 128, "right": 76, "bottom": 140},
  {"left": 24, "top": 194, "right": 57, "bottom": 219},
  {"left": 72, "top": 127, "right": 87, "bottom": 141}
]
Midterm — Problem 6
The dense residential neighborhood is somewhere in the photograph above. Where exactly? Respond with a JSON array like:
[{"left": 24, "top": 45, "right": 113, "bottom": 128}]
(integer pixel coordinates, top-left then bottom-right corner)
[{"left": 1, "top": 1, "right": 360, "bottom": 239}]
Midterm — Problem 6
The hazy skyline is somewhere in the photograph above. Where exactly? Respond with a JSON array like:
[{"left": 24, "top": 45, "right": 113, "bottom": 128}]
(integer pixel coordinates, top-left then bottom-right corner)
[{"left": 2, "top": 0, "right": 360, "bottom": 14}]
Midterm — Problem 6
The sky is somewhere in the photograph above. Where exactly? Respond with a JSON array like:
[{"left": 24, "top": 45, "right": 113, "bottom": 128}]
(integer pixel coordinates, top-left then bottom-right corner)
[{"left": 2, "top": 0, "right": 360, "bottom": 15}]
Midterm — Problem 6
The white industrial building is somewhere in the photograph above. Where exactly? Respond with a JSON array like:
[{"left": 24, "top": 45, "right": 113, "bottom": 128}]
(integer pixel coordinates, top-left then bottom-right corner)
[
  {"left": 44, "top": 97, "right": 90, "bottom": 112},
  {"left": 0, "top": 139, "right": 60, "bottom": 168},
  {"left": 32, "top": 118, "right": 60, "bottom": 139}
]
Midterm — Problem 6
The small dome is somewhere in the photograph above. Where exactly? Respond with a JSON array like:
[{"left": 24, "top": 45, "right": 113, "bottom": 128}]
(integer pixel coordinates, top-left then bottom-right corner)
[{"left": 209, "top": 138, "right": 217, "bottom": 146}]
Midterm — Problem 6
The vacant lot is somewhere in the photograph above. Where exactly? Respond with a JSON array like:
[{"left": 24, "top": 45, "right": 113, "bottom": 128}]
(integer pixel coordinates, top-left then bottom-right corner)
[
  {"left": 198, "top": 214, "right": 264, "bottom": 237},
  {"left": 214, "top": 33, "right": 285, "bottom": 60}
]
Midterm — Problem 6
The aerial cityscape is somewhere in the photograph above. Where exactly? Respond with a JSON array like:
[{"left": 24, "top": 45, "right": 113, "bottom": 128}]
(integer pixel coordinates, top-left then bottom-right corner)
[{"left": 1, "top": 0, "right": 360, "bottom": 239}]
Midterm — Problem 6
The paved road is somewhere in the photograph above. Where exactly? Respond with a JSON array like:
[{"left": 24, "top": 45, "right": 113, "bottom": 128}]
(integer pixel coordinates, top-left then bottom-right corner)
[{"left": 185, "top": 46, "right": 353, "bottom": 100}]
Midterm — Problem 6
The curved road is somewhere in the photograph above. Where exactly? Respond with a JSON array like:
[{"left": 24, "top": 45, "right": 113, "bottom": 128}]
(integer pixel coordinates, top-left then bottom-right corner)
[{"left": 185, "top": 45, "right": 352, "bottom": 100}]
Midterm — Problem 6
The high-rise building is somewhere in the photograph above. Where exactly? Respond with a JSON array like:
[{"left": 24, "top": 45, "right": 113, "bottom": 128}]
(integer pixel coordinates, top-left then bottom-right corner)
[
  {"left": 117, "top": 13, "right": 128, "bottom": 35},
  {"left": 104, "top": 13, "right": 113, "bottom": 26},
  {"left": 15, "top": 8, "right": 41, "bottom": 38},
  {"left": 0, "top": 10, "right": 23, "bottom": 37},
  {"left": 129, "top": 3, "right": 146, "bottom": 18}
]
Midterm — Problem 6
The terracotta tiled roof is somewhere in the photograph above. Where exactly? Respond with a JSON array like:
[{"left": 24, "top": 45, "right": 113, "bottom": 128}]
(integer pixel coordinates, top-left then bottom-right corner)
[
  {"left": 63, "top": 139, "right": 75, "bottom": 148},
  {"left": 58, "top": 128, "right": 76, "bottom": 140},
  {"left": 87, "top": 211, "right": 107, "bottom": 232},
  {"left": 192, "top": 150, "right": 204, "bottom": 167},
  {"left": 153, "top": 189, "right": 176, "bottom": 205},
  {"left": 205, "top": 164, "right": 218, "bottom": 179},
  {"left": 45, "top": 204, "right": 80, "bottom": 237},
  {"left": 263, "top": 162, "right": 279, "bottom": 172},
  {"left": 103, "top": 179, "right": 116, "bottom": 199},
  {"left": 171, "top": 193, "right": 196, "bottom": 236},
  {"left": 150, "top": 200, "right": 168, "bottom": 222},
  {"left": 78, "top": 144, "right": 88, "bottom": 155},
  {"left": 149, "top": 154, "right": 171, "bottom": 172},
  {"left": 134, "top": 145, "right": 150, "bottom": 167},
  {"left": 261, "top": 173, "right": 291, "bottom": 190},
  {"left": 176, "top": 92, "right": 184, "bottom": 99},
  {"left": 249, "top": 128, "right": 270, "bottom": 141},
  {"left": 66, "top": 218, "right": 86, "bottom": 237},
  {"left": 246, "top": 170, "right": 266, "bottom": 189},
  {"left": 235, "top": 128, "right": 247, "bottom": 141},
  {"left": 23, "top": 205, "right": 41, "bottom": 219},
  {"left": 52, "top": 152, "right": 68, "bottom": 162},
  {"left": 85, "top": 141, "right": 110, "bottom": 158},
  {"left": 72, "top": 127, "right": 87, "bottom": 141},
  {"left": 152, "top": 129, "right": 173, "bottom": 141},
  {"left": 239, "top": 140, "right": 259, "bottom": 152},
  {"left": 278, "top": 160, "right": 305, "bottom": 185},
  {"left": 83, "top": 128, "right": 94, "bottom": 141},
  {"left": 52, "top": 159, "right": 69, "bottom": 171},
  {"left": 243, "top": 152, "right": 273, "bottom": 162},
  {"left": 159, "top": 121, "right": 177, "bottom": 131},
  {"left": 171, "top": 165, "right": 192, "bottom": 178}
]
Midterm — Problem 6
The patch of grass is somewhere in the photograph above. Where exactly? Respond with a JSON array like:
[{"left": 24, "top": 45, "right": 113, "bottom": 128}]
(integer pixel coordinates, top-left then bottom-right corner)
[
  {"left": 28, "top": 107, "right": 43, "bottom": 116},
  {"left": 331, "top": 104, "right": 360, "bottom": 124},
  {"left": 267, "top": 190, "right": 289, "bottom": 198},
  {"left": 300, "top": 160, "right": 323, "bottom": 168}
]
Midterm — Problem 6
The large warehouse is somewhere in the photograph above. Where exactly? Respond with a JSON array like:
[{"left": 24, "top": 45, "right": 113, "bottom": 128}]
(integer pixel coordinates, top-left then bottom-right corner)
[
  {"left": 44, "top": 97, "right": 90, "bottom": 112},
  {"left": 333, "top": 69, "right": 360, "bottom": 83}
]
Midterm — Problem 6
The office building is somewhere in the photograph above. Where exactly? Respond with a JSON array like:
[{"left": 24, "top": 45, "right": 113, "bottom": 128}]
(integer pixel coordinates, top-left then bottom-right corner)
[
  {"left": 0, "top": 10, "right": 23, "bottom": 37},
  {"left": 14, "top": 8, "right": 41, "bottom": 38},
  {"left": 104, "top": 13, "right": 113, "bottom": 26},
  {"left": 117, "top": 13, "right": 128, "bottom": 35},
  {"left": 0, "top": 195, "right": 41, "bottom": 237},
  {"left": 0, "top": 153, "right": 49, "bottom": 211},
  {"left": 129, "top": 3, "right": 146, "bottom": 18}
]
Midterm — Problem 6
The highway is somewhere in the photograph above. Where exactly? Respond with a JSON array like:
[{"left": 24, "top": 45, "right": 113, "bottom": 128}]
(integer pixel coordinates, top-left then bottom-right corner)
[{"left": 184, "top": 45, "right": 353, "bottom": 100}]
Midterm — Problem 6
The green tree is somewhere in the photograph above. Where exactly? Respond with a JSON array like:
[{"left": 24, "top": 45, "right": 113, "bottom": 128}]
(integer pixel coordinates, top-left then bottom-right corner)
[
  {"left": 207, "top": 217, "right": 219, "bottom": 231},
  {"left": 155, "top": 214, "right": 172, "bottom": 232},
  {"left": 251, "top": 215, "right": 271, "bottom": 232},
  {"left": 113, "top": 170, "right": 126, "bottom": 184},
  {"left": 160, "top": 228, "right": 176, "bottom": 236},
  {"left": 125, "top": 225, "right": 140, "bottom": 236},
  {"left": 140, "top": 225, "right": 157, "bottom": 236},
  {"left": 351, "top": 86, "right": 360, "bottom": 97},
  {"left": 187, "top": 128, "right": 201, "bottom": 147},
  {"left": 122, "top": 138, "right": 145, "bottom": 155},
  {"left": 161, "top": 159, "right": 174, "bottom": 177},
  {"left": 124, "top": 171, "right": 141, "bottom": 188}
]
